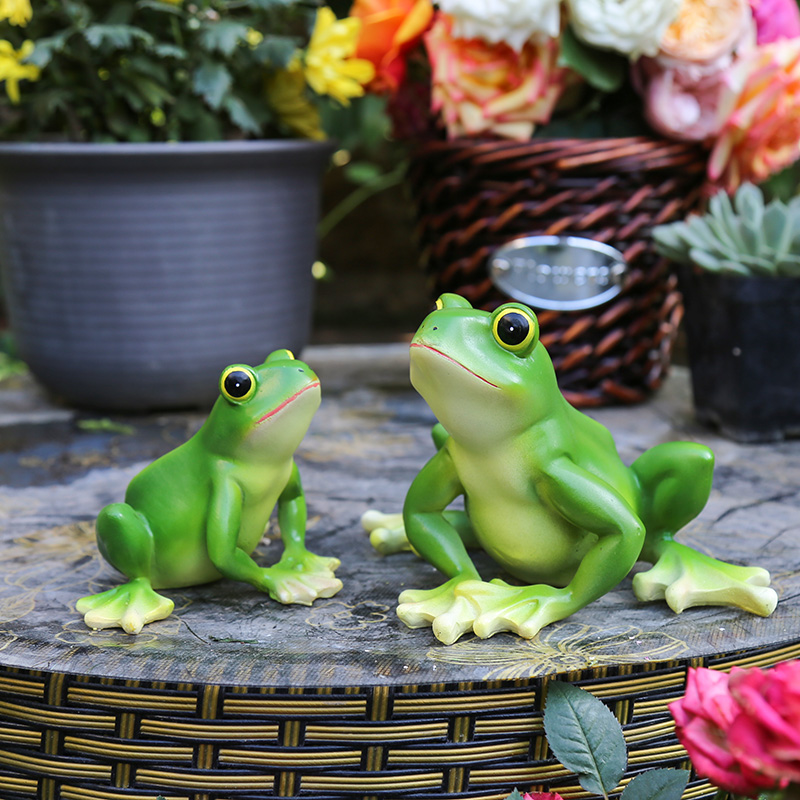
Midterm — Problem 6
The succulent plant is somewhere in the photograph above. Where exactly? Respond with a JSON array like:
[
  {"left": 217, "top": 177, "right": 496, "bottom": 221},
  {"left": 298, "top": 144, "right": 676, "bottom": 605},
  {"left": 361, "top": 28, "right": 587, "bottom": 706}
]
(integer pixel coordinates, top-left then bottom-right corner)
[{"left": 652, "top": 183, "right": 800, "bottom": 278}]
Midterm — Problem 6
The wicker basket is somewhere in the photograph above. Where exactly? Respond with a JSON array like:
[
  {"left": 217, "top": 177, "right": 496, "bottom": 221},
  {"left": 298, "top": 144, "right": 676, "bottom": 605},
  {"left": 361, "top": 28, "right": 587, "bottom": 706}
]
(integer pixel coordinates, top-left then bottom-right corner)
[{"left": 407, "top": 137, "right": 707, "bottom": 407}]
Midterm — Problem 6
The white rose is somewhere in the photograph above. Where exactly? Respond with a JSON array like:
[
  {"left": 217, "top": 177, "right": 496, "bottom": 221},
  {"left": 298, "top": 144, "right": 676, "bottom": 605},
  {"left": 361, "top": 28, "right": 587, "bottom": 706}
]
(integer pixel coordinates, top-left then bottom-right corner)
[
  {"left": 437, "top": 0, "right": 562, "bottom": 51},
  {"left": 567, "top": 0, "right": 682, "bottom": 58}
]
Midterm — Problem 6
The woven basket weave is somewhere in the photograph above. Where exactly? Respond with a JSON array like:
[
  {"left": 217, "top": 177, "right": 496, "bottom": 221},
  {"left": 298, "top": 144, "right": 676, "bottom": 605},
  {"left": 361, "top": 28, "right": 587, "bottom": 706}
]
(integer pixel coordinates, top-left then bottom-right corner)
[{"left": 407, "top": 137, "right": 707, "bottom": 407}]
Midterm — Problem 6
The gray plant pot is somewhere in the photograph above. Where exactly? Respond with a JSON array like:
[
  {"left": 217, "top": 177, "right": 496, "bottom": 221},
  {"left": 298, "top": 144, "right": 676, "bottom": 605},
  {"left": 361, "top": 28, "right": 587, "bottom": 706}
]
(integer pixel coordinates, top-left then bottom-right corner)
[
  {"left": 679, "top": 265, "right": 800, "bottom": 442},
  {"left": 0, "top": 140, "right": 331, "bottom": 411}
]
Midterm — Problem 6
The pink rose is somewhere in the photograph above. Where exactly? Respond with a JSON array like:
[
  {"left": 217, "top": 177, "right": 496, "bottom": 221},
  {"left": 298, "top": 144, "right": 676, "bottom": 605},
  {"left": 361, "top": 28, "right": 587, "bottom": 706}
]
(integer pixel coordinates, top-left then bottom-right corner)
[
  {"left": 523, "top": 794, "right": 563, "bottom": 800},
  {"left": 728, "top": 661, "right": 800, "bottom": 786},
  {"left": 633, "top": 0, "right": 756, "bottom": 142},
  {"left": 670, "top": 667, "right": 770, "bottom": 797},
  {"left": 748, "top": 0, "right": 800, "bottom": 44},
  {"left": 634, "top": 56, "right": 739, "bottom": 141},
  {"left": 671, "top": 664, "right": 800, "bottom": 797}
]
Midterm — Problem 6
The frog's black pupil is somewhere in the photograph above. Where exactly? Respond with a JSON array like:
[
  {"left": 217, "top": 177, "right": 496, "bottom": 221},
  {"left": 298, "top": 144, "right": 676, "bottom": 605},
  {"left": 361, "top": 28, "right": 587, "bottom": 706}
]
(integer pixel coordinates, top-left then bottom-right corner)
[
  {"left": 497, "top": 312, "right": 530, "bottom": 346},
  {"left": 224, "top": 370, "right": 252, "bottom": 399}
]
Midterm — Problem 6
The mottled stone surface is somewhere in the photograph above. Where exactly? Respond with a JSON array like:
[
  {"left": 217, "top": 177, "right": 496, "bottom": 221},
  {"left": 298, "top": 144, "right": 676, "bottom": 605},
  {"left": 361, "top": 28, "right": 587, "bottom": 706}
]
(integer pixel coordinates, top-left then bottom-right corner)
[{"left": 0, "top": 349, "right": 797, "bottom": 688}]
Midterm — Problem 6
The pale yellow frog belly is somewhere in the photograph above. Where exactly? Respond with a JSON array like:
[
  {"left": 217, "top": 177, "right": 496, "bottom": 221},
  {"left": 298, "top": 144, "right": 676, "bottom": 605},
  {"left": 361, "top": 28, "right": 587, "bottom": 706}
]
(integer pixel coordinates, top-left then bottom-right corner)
[
  {"left": 467, "top": 495, "right": 597, "bottom": 586},
  {"left": 450, "top": 442, "right": 597, "bottom": 587}
]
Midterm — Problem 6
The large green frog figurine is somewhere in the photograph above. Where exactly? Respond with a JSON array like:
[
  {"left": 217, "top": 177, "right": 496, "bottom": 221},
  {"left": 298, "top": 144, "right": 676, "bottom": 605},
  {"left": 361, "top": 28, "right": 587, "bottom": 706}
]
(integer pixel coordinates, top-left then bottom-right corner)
[
  {"left": 77, "top": 350, "right": 342, "bottom": 634},
  {"left": 362, "top": 294, "right": 777, "bottom": 645}
]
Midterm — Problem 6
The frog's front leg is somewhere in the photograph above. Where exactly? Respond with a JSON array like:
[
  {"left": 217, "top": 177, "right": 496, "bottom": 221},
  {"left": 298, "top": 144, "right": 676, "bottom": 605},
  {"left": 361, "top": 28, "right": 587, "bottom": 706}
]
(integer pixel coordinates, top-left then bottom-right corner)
[
  {"left": 466, "top": 458, "right": 647, "bottom": 640},
  {"left": 396, "top": 448, "right": 489, "bottom": 644},
  {"left": 264, "top": 463, "right": 342, "bottom": 605},
  {"left": 208, "top": 464, "right": 341, "bottom": 605},
  {"left": 77, "top": 504, "right": 174, "bottom": 634}
]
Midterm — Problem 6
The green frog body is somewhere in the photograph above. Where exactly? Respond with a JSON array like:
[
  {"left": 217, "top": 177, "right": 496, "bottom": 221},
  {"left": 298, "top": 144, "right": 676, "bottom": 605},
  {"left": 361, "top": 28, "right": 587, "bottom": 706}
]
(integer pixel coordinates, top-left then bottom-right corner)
[
  {"left": 77, "top": 350, "right": 341, "bottom": 634},
  {"left": 363, "top": 294, "right": 777, "bottom": 644}
]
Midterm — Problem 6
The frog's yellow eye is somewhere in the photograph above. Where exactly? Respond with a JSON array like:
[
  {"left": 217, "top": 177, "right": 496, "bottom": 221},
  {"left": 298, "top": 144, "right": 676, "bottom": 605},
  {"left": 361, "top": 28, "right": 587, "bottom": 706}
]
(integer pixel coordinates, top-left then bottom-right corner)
[
  {"left": 220, "top": 366, "right": 256, "bottom": 403},
  {"left": 492, "top": 307, "right": 538, "bottom": 355}
]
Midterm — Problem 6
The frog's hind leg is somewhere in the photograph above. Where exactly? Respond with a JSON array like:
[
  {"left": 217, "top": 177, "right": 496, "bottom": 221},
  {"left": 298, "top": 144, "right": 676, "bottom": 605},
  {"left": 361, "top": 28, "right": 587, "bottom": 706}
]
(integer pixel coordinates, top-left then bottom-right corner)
[
  {"left": 631, "top": 443, "right": 777, "bottom": 617},
  {"left": 361, "top": 510, "right": 477, "bottom": 556},
  {"left": 76, "top": 503, "right": 174, "bottom": 634}
]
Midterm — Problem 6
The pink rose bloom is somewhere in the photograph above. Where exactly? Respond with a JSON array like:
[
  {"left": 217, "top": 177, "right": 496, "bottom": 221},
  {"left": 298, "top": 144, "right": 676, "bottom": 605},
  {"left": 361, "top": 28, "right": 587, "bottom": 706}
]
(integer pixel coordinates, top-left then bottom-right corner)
[
  {"left": 523, "top": 794, "right": 563, "bottom": 800},
  {"left": 425, "top": 14, "right": 576, "bottom": 140},
  {"left": 670, "top": 667, "right": 772, "bottom": 797},
  {"left": 748, "top": 0, "right": 800, "bottom": 44},
  {"left": 634, "top": 0, "right": 756, "bottom": 141},
  {"left": 728, "top": 661, "right": 800, "bottom": 787},
  {"left": 635, "top": 56, "right": 740, "bottom": 141},
  {"left": 708, "top": 39, "right": 800, "bottom": 191}
]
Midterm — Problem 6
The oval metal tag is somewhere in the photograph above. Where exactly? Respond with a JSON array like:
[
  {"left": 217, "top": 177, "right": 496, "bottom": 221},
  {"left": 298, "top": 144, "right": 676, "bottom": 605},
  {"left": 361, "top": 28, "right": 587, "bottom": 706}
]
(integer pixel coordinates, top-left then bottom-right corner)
[{"left": 489, "top": 235, "right": 628, "bottom": 311}]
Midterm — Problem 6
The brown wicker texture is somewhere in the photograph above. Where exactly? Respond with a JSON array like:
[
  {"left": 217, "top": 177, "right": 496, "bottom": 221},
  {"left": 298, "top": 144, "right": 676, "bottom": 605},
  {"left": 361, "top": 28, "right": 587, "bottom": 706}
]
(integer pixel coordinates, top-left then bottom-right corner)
[{"left": 407, "top": 137, "right": 707, "bottom": 407}]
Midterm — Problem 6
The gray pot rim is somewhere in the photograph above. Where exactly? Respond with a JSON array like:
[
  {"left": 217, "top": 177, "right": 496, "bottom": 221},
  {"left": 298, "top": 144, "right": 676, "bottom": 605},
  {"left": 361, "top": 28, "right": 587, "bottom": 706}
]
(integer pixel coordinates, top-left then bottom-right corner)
[{"left": 0, "top": 139, "right": 334, "bottom": 158}]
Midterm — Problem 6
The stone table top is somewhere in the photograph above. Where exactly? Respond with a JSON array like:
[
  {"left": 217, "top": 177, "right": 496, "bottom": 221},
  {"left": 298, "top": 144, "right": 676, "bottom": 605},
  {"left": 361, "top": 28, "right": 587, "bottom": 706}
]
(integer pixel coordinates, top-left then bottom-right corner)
[{"left": 0, "top": 346, "right": 797, "bottom": 688}]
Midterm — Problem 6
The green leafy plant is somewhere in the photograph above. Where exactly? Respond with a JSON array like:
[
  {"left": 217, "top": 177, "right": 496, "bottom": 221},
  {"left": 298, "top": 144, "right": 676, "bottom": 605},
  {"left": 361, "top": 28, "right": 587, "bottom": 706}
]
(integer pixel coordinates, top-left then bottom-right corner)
[
  {"left": 0, "top": 0, "right": 375, "bottom": 142},
  {"left": 653, "top": 183, "right": 800, "bottom": 278},
  {"left": 506, "top": 682, "right": 689, "bottom": 800}
]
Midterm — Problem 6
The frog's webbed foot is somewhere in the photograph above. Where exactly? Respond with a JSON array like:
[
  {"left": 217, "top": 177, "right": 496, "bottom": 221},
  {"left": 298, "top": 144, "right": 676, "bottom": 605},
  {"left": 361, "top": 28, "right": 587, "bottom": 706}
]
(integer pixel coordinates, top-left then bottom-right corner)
[
  {"left": 633, "top": 541, "right": 777, "bottom": 617},
  {"left": 361, "top": 509, "right": 410, "bottom": 555},
  {"left": 76, "top": 577, "right": 174, "bottom": 634},
  {"left": 398, "top": 578, "right": 575, "bottom": 644},
  {"left": 465, "top": 580, "right": 573, "bottom": 640},
  {"left": 264, "top": 551, "right": 343, "bottom": 606},
  {"left": 398, "top": 577, "right": 483, "bottom": 645}
]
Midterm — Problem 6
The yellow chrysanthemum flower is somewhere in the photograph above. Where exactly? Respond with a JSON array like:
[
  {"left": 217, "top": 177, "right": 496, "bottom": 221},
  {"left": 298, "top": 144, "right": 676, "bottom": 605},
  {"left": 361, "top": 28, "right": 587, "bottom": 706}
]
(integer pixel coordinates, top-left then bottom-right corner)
[
  {"left": 0, "top": 39, "right": 39, "bottom": 103},
  {"left": 302, "top": 7, "right": 375, "bottom": 106},
  {"left": 0, "top": 0, "right": 32, "bottom": 26},
  {"left": 266, "top": 59, "right": 327, "bottom": 140}
]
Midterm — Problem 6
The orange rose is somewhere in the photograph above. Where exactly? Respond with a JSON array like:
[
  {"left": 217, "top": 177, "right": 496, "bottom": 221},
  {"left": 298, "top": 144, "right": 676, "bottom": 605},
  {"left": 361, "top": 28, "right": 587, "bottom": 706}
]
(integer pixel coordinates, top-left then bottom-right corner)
[
  {"left": 426, "top": 14, "right": 575, "bottom": 140},
  {"left": 350, "top": 0, "right": 434, "bottom": 92},
  {"left": 709, "top": 39, "right": 800, "bottom": 191}
]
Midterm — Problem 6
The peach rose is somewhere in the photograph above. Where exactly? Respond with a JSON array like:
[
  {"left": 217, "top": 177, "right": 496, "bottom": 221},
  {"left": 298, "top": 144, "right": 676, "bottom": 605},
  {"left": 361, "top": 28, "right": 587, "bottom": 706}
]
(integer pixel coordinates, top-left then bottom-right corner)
[
  {"left": 425, "top": 14, "right": 575, "bottom": 140},
  {"left": 661, "top": 0, "right": 754, "bottom": 62},
  {"left": 708, "top": 39, "right": 800, "bottom": 191},
  {"left": 350, "top": 0, "right": 434, "bottom": 92}
]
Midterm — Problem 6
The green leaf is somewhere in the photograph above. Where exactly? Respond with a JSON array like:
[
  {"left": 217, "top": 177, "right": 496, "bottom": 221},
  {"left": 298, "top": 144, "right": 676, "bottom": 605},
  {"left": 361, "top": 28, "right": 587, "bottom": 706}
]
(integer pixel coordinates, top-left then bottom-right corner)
[
  {"left": 136, "top": 0, "right": 184, "bottom": 14},
  {"left": 199, "top": 21, "right": 251, "bottom": 56},
  {"left": 543, "top": 682, "right": 627, "bottom": 799},
  {"left": 28, "top": 32, "right": 73, "bottom": 69},
  {"left": 761, "top": 201, "right": 793, "bottom": 258},
  {"left": 223, "top": 95, "right": 262, "bottom": 135},
  {"left": 344, "top": 161, "right": 383, "bottom": 185},
  {"left": 652, "top": 222, "right": 691, "bottom": 263},
  {"left": 83, "top": 24, "right": 155, "bottom": 51},
  {"left": 621, "top": 769, "right": 689, "bottom": 800},
  {"left": 192, "top": 61, "right": 232, "bottom": 109},
  {"left": 558, "top": 26, "right": 627, "bottom": 93},
  {"left": 253, "top": 36, "right": 301, "bottom": 68},
  {"left": 505, "top": 791, "right": 525, "bottom": 800},
  {"left": 734, "top": 183, "right": 765, "bottom": 228},
  {"left": 688, "top": 247, "right": 723, "bottom": 272},
  {"left": 153, "top": 43, "right": 187, "bottom": 59}
]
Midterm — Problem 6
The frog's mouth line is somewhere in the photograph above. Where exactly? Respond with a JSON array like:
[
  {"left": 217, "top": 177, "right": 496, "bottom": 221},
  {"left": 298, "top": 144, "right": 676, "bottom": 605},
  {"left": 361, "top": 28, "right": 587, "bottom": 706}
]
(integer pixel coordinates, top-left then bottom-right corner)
[
  {"left": 257, "top": 380, "right": 320, "bottom": 424},
  {"left": 411, "top": 343, "right": 498, "bottom": 388}
]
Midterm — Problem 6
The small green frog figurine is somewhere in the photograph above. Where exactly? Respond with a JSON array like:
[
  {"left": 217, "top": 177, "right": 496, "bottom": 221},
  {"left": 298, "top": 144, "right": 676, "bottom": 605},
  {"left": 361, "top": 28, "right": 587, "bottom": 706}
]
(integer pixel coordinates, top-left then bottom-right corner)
[
  {"left": 362, "top": 294, "right": 777, "bottom": 645},
  {"left": 77, "top": 349, "right": 342, "bottom": 634}
]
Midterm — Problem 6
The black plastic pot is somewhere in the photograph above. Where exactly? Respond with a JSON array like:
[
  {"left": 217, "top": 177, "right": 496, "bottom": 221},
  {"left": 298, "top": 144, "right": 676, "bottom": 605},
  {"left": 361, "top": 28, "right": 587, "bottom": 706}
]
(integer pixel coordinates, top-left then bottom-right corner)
[
  {"left": 0, "top": 140, "right": 331, "bottom": 411},
  {"left": 679, "top": 265, "right": 800, "bottom": 442}
]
